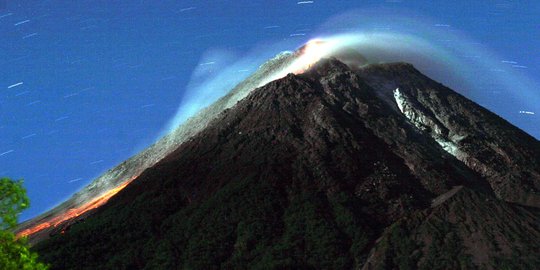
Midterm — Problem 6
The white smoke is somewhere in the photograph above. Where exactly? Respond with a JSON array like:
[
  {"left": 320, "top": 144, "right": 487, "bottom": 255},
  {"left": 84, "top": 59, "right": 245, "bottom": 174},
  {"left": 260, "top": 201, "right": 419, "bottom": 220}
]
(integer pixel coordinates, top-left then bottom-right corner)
[{"left": 165, "top": 10, "right": 540, "bottom": 138}]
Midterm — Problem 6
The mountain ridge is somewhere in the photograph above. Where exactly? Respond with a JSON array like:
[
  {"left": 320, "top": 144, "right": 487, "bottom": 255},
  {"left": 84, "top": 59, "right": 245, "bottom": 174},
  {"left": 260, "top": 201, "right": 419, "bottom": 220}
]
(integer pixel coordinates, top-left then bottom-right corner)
[
  {"left": 32, "top": 58, "right": 540, "bottom": 269},
  {"left": 16, "top": 51, "right": 297, "bottom": 242}
]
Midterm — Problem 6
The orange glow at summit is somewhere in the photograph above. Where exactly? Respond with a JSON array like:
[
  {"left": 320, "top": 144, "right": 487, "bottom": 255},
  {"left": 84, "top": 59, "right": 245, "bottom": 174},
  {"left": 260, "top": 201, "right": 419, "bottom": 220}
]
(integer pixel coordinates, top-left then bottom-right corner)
[{"left": 293, "top": 39, "right": 330, "bottom": 74}]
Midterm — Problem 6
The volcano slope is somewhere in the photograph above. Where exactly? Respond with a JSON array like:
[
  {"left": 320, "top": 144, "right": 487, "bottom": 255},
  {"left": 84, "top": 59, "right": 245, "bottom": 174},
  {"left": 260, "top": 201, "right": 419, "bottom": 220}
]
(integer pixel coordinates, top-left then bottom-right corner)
[{"left": 34, "top": 59, "right": 540, "bottom": 269}]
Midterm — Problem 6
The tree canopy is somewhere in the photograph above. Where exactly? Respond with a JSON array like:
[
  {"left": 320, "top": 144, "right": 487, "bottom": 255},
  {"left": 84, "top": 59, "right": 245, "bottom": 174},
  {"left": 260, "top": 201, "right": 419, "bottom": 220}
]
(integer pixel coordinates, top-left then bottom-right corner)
[{"left": 0, "top": 177, "right": 48, "bottom": 270}]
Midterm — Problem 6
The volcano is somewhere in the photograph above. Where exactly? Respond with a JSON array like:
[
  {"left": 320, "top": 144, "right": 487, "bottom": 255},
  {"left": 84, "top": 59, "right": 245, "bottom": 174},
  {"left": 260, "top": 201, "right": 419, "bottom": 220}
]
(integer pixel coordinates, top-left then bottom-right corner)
[{"left": 27, "top": 56, "right": 540, "bottom": 269}]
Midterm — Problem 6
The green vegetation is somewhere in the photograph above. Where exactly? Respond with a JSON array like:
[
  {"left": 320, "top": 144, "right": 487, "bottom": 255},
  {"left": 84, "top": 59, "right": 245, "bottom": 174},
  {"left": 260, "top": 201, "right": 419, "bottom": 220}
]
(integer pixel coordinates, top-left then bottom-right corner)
[
  {"left": 34, "top": 174, "right": 381, "bottom": 269},
  {"left": 419, "top": 217, "right": 474, "bottom": 270},
  {"left": 369, "top": 207, "right": 477, "bottom": 270},
  {"left": 0, "top": 177, "right": 48, "bottom": 270},
  {"left": 375, "top": 222, "right": 421, "bottom": 270},
  {"left": 32, "top": 172, "right": 540, "bottom": 270}
]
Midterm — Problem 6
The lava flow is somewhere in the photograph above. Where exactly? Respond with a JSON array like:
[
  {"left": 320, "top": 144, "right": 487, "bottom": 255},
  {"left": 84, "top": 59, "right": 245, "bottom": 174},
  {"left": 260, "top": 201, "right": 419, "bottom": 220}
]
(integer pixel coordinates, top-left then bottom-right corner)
[{"left": 17, "top": 176, "right": 137, "bottom": 238}]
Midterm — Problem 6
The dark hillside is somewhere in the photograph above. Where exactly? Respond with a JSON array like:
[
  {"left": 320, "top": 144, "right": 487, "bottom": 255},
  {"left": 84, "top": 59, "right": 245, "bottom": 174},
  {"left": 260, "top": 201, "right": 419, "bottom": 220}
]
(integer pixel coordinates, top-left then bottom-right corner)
[{"left": 34, "top": 59, "right": 540, "bottom": 269}]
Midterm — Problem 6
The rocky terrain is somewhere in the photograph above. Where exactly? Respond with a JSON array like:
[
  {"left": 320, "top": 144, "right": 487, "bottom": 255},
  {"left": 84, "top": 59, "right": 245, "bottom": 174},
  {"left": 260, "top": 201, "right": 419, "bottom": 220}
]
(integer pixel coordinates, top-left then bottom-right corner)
[{"left": 32, "top": 58, "right": 540, "bottom": 269}]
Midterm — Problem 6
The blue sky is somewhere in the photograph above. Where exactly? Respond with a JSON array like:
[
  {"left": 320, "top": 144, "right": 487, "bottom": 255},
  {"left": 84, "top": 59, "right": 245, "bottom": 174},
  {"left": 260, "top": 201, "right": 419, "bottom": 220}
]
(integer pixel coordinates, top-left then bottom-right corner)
[{"left": 1, "top": 0, "right": 538, "bottom": 221}]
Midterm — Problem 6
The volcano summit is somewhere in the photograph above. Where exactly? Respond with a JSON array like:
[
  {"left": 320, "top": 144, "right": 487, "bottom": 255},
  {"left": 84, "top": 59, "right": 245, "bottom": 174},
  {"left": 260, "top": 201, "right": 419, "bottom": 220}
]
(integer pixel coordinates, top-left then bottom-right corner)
[{"left": 23, "top": 53, "right": 540, "bottom": 269}]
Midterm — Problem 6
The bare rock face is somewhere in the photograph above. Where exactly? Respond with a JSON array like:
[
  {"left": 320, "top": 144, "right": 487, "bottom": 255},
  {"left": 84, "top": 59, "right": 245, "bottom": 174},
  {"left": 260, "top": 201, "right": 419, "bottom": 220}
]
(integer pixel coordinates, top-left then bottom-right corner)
[
  {"left": 33, "top": 58, "right": 540, "bottom": 269},
  {"left": 354, "top": 62, "right": 540, "bottom": 207}
]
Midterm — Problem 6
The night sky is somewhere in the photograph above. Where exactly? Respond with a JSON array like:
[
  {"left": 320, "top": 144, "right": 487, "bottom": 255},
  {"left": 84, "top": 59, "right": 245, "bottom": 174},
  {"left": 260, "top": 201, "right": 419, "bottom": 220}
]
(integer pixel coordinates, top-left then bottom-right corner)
[{"left": 1, "top": 0, "right": 538, "bottom": 221}]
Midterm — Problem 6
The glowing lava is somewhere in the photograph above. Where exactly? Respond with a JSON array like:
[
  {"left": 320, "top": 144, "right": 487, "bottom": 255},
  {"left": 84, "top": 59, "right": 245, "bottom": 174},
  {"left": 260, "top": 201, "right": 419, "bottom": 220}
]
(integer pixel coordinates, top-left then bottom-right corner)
[
  {"left": 293, "top": 39, "right": 328, "bottom": 73},
  {"left": 17, "top": 177, "right": 137, "bottom": 238},
  {"left": 292, "top": 39, "right": 332, "bottom": 74}
]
